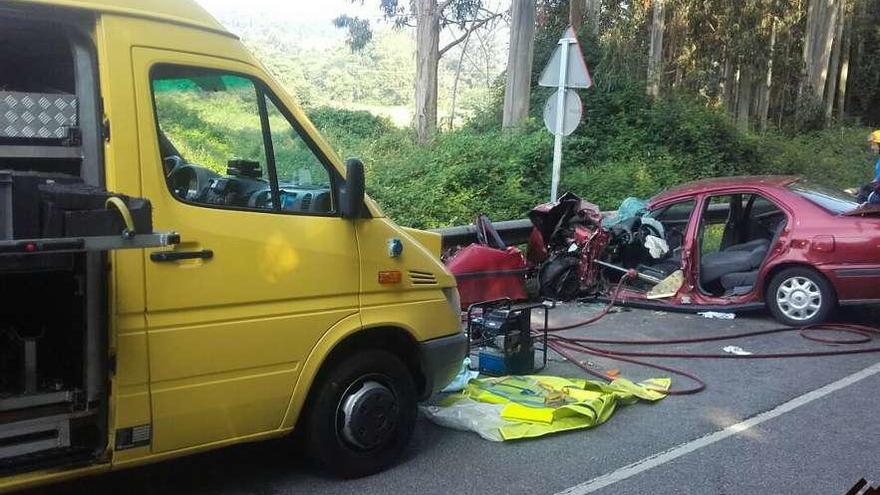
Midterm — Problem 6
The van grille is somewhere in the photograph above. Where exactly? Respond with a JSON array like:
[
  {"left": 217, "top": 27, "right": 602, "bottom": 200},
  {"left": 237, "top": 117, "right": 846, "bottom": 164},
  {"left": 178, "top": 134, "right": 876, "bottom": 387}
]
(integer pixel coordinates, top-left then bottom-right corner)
[{"left": 409, "top": 270, "right": 437, "bottom": 285}]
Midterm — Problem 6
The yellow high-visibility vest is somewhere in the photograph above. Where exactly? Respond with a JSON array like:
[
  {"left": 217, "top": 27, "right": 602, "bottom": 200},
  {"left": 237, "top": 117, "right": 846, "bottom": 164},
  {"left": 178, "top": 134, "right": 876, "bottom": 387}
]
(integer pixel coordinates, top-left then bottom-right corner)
[{"left": 450, "top": 375, "right": 670, "bottom": 441}]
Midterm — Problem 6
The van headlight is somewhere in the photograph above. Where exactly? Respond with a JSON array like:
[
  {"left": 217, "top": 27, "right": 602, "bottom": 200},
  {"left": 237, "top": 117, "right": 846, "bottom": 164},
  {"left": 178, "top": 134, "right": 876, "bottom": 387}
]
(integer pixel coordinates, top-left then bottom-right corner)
[{"left": 442, "top": 287, "right": 462, "bottom": 319}]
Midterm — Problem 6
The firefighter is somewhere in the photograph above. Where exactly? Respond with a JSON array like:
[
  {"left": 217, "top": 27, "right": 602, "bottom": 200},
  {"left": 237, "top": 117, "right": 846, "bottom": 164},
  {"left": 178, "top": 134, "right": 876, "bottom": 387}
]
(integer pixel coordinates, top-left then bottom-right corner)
[{"left": 859, "top": 130, "right": 880, "bottom": 204}]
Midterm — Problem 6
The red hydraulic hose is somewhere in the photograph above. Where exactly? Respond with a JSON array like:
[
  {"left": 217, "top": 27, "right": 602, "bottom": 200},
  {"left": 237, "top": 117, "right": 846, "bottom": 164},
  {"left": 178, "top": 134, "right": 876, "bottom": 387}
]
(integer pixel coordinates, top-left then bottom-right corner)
[{"left": 539, "top": 274, "right": 880, "bottom": 395}]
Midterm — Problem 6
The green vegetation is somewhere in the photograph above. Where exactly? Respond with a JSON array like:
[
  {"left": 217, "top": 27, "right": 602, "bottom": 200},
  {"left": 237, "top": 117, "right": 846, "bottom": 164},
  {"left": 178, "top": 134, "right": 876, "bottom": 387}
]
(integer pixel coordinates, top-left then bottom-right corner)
[
  {"left": 308, "top": 92, "right": 873, "bottom": 229},
  {"left": 154, "top": 73, "right": 331, "bottom": 187},
  {"left": 156, "top": 80, "right": 873, "bottom": 230},
  {"left": 188, "top": 3, "right": 879, "bottom": 229}
]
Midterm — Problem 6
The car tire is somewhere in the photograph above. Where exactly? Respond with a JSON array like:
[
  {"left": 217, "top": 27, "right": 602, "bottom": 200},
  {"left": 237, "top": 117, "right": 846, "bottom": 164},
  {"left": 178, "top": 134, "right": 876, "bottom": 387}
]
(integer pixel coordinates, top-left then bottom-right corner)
[
  {"left": 301, "top": 349, "right": 417, "bottom": 478},
  {"left": 766, "top": 267, "right": 835, "bottom": 326}
]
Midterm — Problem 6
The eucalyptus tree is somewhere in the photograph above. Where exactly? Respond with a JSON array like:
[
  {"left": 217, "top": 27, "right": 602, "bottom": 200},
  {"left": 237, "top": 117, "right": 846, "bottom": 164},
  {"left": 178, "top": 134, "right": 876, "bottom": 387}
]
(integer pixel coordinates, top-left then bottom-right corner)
[{"left": 336, "top": 0, "right": 500, "bottom": 143}]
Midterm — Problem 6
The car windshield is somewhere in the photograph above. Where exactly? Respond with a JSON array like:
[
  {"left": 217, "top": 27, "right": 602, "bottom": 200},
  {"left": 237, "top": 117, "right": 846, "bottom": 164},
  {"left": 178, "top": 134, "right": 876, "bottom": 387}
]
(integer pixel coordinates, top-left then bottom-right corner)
[{"left": 788, "top": 180, "right": 859, "bottom": 214}]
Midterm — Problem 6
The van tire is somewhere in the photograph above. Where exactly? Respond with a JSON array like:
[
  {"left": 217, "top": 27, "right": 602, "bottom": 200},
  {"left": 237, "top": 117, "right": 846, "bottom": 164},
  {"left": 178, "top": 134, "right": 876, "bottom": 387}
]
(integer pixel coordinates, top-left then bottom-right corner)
[
  {"left": 302, "top": 349, "right": 417, "bottom": 478},
  {"left": 766, "top": 267, "right": 835, "bottom": 326}
]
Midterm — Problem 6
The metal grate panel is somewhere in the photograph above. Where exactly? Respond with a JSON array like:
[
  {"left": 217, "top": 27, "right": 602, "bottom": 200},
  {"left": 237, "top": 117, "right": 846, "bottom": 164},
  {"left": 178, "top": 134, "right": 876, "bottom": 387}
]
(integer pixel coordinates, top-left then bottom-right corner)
[{"left": 0, "top": 91, "right": 78, "bottom": 140}]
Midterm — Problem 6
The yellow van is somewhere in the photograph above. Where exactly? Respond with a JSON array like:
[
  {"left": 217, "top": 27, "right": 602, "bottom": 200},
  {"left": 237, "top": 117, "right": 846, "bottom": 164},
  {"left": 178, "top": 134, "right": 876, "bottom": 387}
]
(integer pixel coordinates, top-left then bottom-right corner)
[{"left": 0, "top": 0, "right": 464, "bottom": 491}]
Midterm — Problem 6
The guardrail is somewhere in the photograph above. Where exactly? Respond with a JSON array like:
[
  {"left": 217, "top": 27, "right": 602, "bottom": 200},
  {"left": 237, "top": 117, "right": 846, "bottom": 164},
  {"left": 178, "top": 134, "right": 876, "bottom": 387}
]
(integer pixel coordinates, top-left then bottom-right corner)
[{"left": 431, "top": 209, "right": 626, "bottom": 248}]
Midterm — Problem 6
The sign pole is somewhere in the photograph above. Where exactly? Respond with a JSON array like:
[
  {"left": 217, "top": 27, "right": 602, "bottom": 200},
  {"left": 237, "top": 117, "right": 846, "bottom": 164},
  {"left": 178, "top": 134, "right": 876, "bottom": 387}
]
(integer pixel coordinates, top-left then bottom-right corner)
[
  {"left": 539, "top": 26, "right": 592, "bottom": 202},
  {"left": 550, "top": 37, "right": 572, "bottom": 202}
]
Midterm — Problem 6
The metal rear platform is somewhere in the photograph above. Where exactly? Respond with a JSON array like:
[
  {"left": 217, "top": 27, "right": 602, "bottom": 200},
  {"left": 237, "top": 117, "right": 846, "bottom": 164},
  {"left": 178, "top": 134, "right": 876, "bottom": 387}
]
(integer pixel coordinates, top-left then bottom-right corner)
[{"left": 0, "top": 232, "right": 179, "bottom": 256}]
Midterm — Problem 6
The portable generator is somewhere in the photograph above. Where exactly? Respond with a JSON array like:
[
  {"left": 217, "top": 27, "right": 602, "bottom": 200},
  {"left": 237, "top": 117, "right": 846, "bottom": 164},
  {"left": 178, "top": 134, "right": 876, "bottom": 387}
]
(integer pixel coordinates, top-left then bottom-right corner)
[{"left": 466, "top": 300, "right": 552, "bottom": 376}]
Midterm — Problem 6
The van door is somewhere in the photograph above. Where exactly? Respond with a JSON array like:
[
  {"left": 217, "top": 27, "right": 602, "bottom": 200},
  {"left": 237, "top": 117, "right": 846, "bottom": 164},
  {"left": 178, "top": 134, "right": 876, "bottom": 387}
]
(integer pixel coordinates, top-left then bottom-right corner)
[{"left": 132, "top": 48, "right": 359, "bottom": 453}]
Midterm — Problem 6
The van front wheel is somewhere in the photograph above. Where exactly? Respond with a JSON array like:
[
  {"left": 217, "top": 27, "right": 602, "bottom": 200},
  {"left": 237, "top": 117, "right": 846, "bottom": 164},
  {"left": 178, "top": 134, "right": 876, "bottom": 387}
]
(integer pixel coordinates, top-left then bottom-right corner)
[{"left": 302, "top": 349, "right": 417, "bottom": 478}]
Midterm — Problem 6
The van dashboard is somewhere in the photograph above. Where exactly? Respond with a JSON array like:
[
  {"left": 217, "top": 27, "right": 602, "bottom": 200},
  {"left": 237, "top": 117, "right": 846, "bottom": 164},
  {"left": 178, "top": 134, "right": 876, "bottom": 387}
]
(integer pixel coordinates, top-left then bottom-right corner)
[{"left": 167, "top": 162, "right": 332, "bottom": 213}]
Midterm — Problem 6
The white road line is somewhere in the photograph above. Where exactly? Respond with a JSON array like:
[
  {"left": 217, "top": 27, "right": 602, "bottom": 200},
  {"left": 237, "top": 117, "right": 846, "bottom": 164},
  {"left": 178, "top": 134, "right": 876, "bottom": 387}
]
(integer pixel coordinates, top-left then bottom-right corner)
[{"left": 555, "top": 361, "right": 880, "bottom": 495}]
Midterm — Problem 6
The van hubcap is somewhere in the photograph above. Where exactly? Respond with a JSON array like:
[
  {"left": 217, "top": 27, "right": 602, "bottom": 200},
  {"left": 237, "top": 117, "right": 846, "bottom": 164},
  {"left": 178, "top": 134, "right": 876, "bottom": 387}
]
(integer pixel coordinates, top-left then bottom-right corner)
[
  {"left": 776, "top": 276, "right": 822, "bottom": 321},
  {"left": 338, "top": 380, "right": 398, "bottom": 451}
]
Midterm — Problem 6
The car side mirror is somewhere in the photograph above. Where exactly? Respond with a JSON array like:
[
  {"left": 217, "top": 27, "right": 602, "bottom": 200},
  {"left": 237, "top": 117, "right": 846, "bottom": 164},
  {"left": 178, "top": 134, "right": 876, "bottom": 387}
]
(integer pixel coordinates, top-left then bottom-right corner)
[{"left": 340, "top": 158, "right": 365, "bottom": 219}]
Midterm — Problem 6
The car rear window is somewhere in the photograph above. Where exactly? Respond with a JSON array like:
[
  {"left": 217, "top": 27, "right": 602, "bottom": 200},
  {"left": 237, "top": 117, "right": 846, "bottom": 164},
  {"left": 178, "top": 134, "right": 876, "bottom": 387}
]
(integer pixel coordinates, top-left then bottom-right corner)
[{"left": 788, "top": 180, "right": 859, "bottom": 214}]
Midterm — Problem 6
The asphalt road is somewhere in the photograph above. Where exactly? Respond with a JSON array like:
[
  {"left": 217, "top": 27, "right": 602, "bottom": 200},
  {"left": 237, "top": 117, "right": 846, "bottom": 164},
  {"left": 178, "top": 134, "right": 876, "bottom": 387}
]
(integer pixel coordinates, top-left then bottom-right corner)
[{"left": 32, "top": 304, "right": 880, "bottom": 495}]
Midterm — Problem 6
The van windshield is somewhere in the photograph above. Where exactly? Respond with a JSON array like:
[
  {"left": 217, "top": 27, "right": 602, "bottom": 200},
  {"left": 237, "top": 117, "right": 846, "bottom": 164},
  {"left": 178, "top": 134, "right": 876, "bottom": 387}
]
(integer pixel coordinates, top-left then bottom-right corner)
[{"left": 788, "top": 180, "right": 859, "bottom": 214}]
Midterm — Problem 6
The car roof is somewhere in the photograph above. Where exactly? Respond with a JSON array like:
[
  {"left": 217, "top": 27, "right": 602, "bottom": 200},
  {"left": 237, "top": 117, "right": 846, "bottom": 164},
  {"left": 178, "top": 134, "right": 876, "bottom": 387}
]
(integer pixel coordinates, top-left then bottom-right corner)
[
  {"left": 650, "top": 175, "right": 800, "bottom": 206},
  {"left": 11, "top": 0, "right": 231, "bottom": 36}
]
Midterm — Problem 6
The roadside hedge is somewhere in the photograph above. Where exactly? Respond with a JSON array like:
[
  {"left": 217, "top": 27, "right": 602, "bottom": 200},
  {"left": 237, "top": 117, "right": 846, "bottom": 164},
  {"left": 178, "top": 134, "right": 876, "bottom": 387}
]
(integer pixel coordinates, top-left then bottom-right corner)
[{"left": 309, "top": 99, "right": 873, "bottom": 229}]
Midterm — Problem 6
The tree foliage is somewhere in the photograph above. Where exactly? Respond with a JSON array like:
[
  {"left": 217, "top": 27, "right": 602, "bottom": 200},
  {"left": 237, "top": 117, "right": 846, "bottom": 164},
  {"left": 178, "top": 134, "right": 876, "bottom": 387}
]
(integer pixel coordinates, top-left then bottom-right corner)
[
  {"left": 334, "top": 0, "right": 493, "bottom": 49},
  {"left": 200, "top": 1, "right": 880, "bottom": 229}
]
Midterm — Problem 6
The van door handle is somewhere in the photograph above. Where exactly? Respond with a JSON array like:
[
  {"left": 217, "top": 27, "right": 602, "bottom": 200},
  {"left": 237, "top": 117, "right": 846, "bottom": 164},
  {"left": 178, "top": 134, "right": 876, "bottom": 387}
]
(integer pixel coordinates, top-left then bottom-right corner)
[{"left": 150, "top": 249, "right": 214, "bottom": 262}]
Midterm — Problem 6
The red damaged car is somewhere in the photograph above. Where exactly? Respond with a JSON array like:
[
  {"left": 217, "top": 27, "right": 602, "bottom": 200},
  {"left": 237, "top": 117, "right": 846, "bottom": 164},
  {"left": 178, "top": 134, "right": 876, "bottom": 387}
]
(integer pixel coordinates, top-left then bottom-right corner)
[{"left": 451, "top": 176, "right": 880, "bottom": 326}]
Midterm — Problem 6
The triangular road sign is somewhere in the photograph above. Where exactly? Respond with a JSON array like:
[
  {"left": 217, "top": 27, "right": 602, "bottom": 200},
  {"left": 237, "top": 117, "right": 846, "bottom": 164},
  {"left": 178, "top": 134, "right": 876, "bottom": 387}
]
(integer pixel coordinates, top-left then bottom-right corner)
[{"left": 538, "top": 26, "right": 593, "bottom": 89}]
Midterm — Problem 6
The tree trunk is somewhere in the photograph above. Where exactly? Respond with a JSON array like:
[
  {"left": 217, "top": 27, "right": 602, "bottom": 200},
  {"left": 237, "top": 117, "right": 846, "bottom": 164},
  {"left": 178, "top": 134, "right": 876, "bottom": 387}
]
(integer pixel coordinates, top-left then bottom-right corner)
[
  {"left": 800, "top": 0, "right": 841, "bottom": 103},
  {"left": 759, "top": 18, "right": 777, "bottom": 132},
  {"left": 502, "top": 0, "right": 536, "bottom": 130},
  {"left": 736, "top": 65, "right": 753, "bottom": 131},
  {"left": 415, "top": 0, "right": 440, "bottom": 144},
  {"left": 836, "top": 2, "right": 852, "bottom": 122},
  {"left": 449, "top": 31, "right": 473, "bottom": 130},
  {"left": 798, "top": 0, "right": 816, "bottom": 100},
  {"left": 778, "top": 33, "right": 793, "bottom": 128},
  {"left": 585, "top": 0, "right": 600, "bottom": 36},
  {"left": 646, "top": 0, "right": 665, "bottom": 97},
  {"left": 824, "top": 0, "right": 845, "bottom": 124},
  {"left": 722, "top": 55, "right": 735, "bottom": 114},
  {"left": 569, "top": 0, "right": 584, "bottom": 32}
]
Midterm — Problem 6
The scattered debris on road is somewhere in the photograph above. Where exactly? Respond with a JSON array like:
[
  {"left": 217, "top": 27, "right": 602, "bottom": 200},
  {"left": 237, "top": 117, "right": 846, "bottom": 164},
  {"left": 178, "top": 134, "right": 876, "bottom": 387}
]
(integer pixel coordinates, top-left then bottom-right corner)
[
  {"left": 698, "top": 311, "right": 736, "bottom": 320},
  {"left": 722, "top": 345, "right": 753, "bottom": 356}
]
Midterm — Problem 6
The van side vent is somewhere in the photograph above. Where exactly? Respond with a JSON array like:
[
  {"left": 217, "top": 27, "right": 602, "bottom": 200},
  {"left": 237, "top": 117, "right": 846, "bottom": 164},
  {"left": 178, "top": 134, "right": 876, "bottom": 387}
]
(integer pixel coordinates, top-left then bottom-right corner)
[
  {"left": 115, "top": 424, "right": 152, "bottom": 450},
  {"left": 301, "top": 194, "right": 312, "bottom": 211},
  {"left": 409, "top": 270, "right": 437, "bottom": 285}
]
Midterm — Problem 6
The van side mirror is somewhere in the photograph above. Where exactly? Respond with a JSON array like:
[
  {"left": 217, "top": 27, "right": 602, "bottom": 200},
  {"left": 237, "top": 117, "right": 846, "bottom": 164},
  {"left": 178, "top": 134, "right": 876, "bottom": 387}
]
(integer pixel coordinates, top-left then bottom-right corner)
[{"left": 340, "top": 158, "right": 365, "bottom": 219}]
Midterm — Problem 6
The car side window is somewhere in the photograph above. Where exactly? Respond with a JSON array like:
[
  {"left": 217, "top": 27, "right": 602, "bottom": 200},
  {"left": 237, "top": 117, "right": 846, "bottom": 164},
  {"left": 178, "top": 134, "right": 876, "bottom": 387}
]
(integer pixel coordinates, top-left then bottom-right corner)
[
  {"left": 150, "top": 65, "right": 333, "bottom": 214},
  {"left": 648, "top": 200, "right": 696, "bottom": 251},
  {"left": 747, "top": 194, "right": 782, "bottom": 218},
  {"left": 744, "top": 194, "right": 785, "bottom": 239},
  {"left": 650, "top": 200, "right": 696, "bottom": 230}
]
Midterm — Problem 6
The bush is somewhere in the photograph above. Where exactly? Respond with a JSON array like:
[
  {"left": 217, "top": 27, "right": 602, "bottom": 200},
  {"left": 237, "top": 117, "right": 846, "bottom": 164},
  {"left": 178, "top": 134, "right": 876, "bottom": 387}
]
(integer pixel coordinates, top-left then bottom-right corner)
[
  {"left": 310, "top": 97, "right": 874, "bottom": 228},
  {"left": 755, "top": 127, "right": 874, "bottom": 189},
  {"left": 308, "top": 107, "right": 395, "bottom": 158},
  {"left": 362, "top": 124, "right": 552, "bottom": 228}
]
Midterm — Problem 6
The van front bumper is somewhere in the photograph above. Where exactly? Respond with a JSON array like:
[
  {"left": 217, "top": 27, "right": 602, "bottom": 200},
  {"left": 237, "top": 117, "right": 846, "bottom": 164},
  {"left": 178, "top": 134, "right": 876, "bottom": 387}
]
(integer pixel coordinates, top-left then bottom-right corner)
[{"left": 418, "top": 331, "right": 467, "bottom": 400}]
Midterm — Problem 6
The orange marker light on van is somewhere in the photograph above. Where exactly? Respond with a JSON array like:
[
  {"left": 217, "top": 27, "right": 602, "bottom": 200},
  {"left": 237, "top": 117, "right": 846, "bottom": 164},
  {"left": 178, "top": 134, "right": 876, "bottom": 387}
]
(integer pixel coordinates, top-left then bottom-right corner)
[{"left": 378, "top": 271, "right": 402, "bottom": 284}]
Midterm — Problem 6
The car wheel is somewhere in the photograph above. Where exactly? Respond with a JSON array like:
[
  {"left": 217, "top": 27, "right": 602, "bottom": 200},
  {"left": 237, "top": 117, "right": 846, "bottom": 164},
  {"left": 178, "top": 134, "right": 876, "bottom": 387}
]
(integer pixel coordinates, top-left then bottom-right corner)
[
  {"left": 302, "top": 349, "right": 417, "bottom": 478},
  {"left": 766, "top": 267, "right": 835, "bottom": 326}
]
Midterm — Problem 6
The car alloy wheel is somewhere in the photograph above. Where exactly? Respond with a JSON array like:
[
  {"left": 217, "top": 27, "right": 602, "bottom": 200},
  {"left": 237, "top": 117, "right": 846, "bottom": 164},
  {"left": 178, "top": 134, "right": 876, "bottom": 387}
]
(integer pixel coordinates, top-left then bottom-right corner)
[{"left": 775, "top": 276, "right": 822, "bottom": 322}]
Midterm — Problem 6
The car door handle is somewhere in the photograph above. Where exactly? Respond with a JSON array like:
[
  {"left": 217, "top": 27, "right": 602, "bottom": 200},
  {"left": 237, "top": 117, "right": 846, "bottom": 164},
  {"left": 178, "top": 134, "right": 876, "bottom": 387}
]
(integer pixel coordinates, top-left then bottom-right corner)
[{"left": 150, "top": 249, "right": 214, "bottom": 262}]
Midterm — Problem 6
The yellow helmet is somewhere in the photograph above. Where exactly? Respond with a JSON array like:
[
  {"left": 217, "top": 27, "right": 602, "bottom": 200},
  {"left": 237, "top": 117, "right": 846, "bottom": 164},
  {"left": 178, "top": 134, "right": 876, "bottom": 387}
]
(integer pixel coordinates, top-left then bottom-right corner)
[{"left": 870, "top": 130, "right": 880, "bottom": 144}]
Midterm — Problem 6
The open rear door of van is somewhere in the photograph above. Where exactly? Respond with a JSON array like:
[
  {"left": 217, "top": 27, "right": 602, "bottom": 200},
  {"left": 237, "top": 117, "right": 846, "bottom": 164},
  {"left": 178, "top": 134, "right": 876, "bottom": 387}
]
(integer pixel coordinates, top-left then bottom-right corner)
[{"left": 0, "top": 12, "right": 177, "bottom": 477}]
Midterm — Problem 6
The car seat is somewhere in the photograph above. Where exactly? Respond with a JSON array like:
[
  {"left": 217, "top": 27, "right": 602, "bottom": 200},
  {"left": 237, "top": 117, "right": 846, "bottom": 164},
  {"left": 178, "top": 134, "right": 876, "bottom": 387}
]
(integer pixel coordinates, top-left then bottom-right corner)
[{"left": 702, "top": 220, "right": 787, "bottom": 292}]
